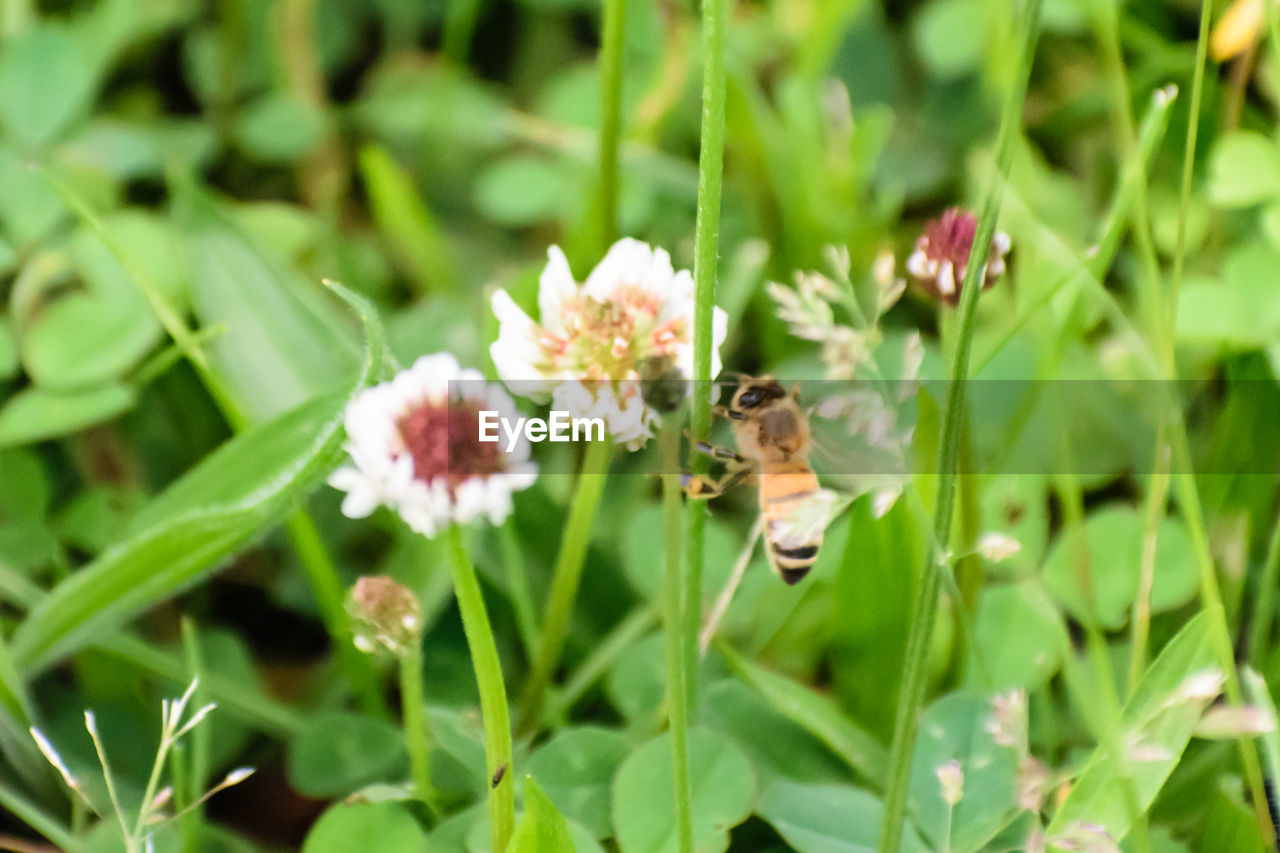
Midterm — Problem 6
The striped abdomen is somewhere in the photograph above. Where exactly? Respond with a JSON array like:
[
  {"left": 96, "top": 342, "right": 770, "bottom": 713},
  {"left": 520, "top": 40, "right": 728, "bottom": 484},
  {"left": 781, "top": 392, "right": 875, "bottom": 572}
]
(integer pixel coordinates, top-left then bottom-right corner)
[{"left": 759, "top": 462, "right": 822, "bottom": 585}]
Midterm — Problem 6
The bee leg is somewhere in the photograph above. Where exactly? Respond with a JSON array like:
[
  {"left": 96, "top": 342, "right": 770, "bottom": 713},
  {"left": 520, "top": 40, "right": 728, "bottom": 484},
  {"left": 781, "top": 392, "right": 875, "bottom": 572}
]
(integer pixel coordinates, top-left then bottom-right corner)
[
  {"left": 685, "top": 435, "right": 745, "bottom": 463},
  {"left": 682, "top": 464, "right": 750, "bottom": 499}
]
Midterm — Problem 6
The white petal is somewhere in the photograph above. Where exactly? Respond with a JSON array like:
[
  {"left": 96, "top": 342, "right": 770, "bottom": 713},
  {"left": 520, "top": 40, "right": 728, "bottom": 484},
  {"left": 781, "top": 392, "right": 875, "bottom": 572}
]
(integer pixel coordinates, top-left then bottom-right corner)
[
  {"left": 585, "top": 238, "right": 651, "bottom": 299},
  {"left": 537, "top": 246, "right": 578, "bottom": 336},
  {"left": 905, "top": 250, "right": 930, "bottom": 279},
  {"left": 340, "top": 488, "right": 382, "bottom": 519},
  {"left": 937, "top": 261, "right": 956, "bottom": 295}
]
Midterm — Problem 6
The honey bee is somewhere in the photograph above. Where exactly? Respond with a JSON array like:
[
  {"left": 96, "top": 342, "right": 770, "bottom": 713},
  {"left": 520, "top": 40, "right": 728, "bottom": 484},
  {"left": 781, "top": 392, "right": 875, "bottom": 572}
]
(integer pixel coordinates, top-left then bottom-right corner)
[{"left": 684, "top": 376, "right": 835, "bottom": 585}]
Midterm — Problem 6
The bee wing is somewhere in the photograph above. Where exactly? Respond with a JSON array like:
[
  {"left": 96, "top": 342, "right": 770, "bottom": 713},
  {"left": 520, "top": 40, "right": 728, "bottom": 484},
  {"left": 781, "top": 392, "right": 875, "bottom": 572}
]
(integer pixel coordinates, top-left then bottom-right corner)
[
  {"left": 767, "top": 488, "right": 851, "bottom": 550},
  {"left": 805, "top": 388, "right": 915, "bottom": 504}
]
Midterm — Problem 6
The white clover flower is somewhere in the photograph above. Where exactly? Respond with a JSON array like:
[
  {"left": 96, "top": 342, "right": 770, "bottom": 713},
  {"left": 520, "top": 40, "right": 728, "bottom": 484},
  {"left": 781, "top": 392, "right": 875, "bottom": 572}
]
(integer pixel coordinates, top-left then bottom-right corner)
[
  {"left": 328, "top": 353, "right": 537, "bottom": 537},
  {"left": 489, "top": 238, "right": 728, "bottom": 450}
]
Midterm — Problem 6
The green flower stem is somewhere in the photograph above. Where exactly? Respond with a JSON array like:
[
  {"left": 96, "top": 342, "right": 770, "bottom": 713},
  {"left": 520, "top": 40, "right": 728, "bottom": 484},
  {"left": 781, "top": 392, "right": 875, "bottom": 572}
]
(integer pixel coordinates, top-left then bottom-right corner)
[
  {"left": 518, "top": 438, "right": 612, "bottom": 732},
  {"left": 446, "top": 524, "right": 515, "bottom": 852},
  {"left": 661, "top": 416, "right": 694, "bottom": 853},
  {"left": 400, "top": 634, "right": 436, "bottom": 814},
  {"left": 685, "top": 0, "right": 728, "bottom": 707},
  {"left": 596, "top": 0, "right": 629, "bottom": 249},
  {"left": 286, "top": 512, "right": 390, "bottom": 719},
  {"left": 876, "top": 4, "right": 1041, "bottom": 852}
]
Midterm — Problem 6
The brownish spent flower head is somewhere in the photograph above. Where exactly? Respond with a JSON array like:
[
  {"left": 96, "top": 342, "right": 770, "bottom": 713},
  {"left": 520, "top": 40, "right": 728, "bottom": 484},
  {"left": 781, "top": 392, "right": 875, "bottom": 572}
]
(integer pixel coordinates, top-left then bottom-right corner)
[
  {"left": 348, "top": 575, "right": 422, "bottom": 656},
  {"left": 906, "top": 207, "right": 1011, "bottom": 307}
]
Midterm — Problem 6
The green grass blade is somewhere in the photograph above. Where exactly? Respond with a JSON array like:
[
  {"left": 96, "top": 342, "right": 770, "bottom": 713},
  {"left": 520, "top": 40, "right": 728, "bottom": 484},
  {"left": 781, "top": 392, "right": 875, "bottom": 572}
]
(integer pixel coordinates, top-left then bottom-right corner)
[
  {"left": 9, "top": 281, "right": 386, "bottom": 673},
  {"left": 719, "top": 643, "right": 887, "bottom": 785}
]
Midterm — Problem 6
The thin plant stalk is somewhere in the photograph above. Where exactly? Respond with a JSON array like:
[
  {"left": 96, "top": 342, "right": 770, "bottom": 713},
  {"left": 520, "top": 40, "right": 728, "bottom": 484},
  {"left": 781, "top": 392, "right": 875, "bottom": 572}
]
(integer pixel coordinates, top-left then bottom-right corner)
[
  {"left": 553, "top": 606, "right": 658, "bottom": 717},
  {"left": 1170, "top": 0, "right": 1212, "bottom": 329},
  {"left": 877, "top": 3, "right": 1042, "bottom": 851},
  {"left": 446, "top": 524, "right": 515, "bottom": 852},
  {"left": 179, "top": 618, "right": 209, "bottom": 851},
  {"left": 1055, "top": 426, "right": 1154, "bottom": 853},
  {"left": 499, "top": 519, "right": 540, "bottom": 659},
  {"left": 517, "top": 438, "right": 612, "bottom": 732},
  {"left": 661, "top": 416, "right": 694, "bottom": 853},
  {"left": 1247, "top": 507, "right": 1280, "bottom": 668},
  {"left": 596, "top": 0, "right": 629, "bottom": 249},
  {"left": 685, "top": 0, "right": 729, "bottom": 708},
  {"left": 287, "top": 512, "right": 390, "bottom": 718},
  {"left": 699, "top": 516, "right": 765, "bottom": 655},
  {"left": 442, "top": 0, "right": 482, "bottom": 64},
  {"left": 1165, "top": 0, "right": 1272, "bottom": 833},
  {"left": 400, "top": 635, "right": 436, "bottom": 814},
  {"left": 1091, "top": 1, "right": 1178, "bottom": 704},
  {"left": 1169, "top": 427, "right": 1272, "bottom": 834},
  {"left": 1128, "top": 436, "right": 1171, "bottom": 692}
]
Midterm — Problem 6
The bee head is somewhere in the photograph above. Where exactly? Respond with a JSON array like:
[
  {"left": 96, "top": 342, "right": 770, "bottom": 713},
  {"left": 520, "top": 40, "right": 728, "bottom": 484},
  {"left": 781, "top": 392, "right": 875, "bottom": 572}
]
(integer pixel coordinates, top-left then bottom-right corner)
[{"left": 731, "top": 378, "right": 786, "bottom": 413}]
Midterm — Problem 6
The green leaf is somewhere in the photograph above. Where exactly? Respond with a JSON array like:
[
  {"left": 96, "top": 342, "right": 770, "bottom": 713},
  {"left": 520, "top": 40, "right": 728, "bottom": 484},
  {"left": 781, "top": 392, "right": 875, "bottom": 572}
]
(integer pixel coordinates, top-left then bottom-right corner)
[
  {"left": 52, "top": 485, "right": 145, "bottom": 555},
  {"left": 287, "top": 711, "right": 408, "bottom": 798},
  {"left": 234, "top": 91, "right": 325, "bottom": 164},
  {"left": 1047, "top": 611, "right": 1217, "bottom": 841},
  {"left": 0, "top": 449, "right": 49, "bottom": 522},
  {"left": 474, "top": 155, "right": 568, "bottom": 227},
  {"left": 525, "top": 726, "right": 629, "bottom": 839},
  {"left": 509, "top": 777, "right": 576, "bottom": 853},
  {"left": 0, "top": 629, "right": 59, "bottom": 803},
  {"left": 969, "top": 581, "right": 1067, "bottom": 691},
  {"left": 605, "top": 632, "right": 665, "bottom": 722},
  {"left": 177, "top": 185, "right": 360, "bottom": 421},
  {"left": 0, "top": 384, "right": 137, "bottom": 448},
  {"left": 832, "top": 497, "right": 921, "bottom": 739},
  {"left": 358, "top": 144, "right": 456, "bottom": 293},
  {"left": 719, "top": 644, "right": 887, "bottom": 785},
  {"left": 1194, "top": 780, "right": 1266, "bottom": 853},
  {"left": 757, "top": 780, "right": 929, "bottom": 853},
  {"left": 0, "top": 25, "right": 100, "bottom": 148},
  {"left": 612, "top": 728, "right": 756, "bottom": 853},
  {"left": 911, "top": 0, "right": 993, "bottom": 78},
  {"left": 8, "top": 281, "right": 384, "bottom": 672},
  {"left": 701, "top": 680, "right": 850, "bottom": 787},
  {"left": 1042, "top": 505, "right": 1198, "bottom": 631},
  {"left": 20, "top": 215, "right": 178, "bottom": 390},
  {"left": 1207, "top": 131, "right": 1280, "bottom": 208},
  {"left": 0, "top": 146, "right": 67, "bottom": 249},
  {"left": 1177, "top": 242, "right": 1280, "bottom": 348},
  {"left": 907, "top": 693, "right": 1019, "bottom": 853},
  {"left": 1243, "top": 667, "right": 1280, "bottom": 810},
  {"left": 302, "top": 801, "right": 429, "bottom": 853},
  {"left": 0, "top": 315, "right": 16, "bottom": 380}
]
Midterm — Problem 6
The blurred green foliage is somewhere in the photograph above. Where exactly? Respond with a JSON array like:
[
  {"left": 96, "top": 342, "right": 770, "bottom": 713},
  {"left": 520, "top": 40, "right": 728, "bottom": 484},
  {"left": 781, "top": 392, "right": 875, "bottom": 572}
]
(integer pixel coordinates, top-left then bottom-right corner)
[{"left": 2, "top": 0, "right": 1280, "bottom": 850}]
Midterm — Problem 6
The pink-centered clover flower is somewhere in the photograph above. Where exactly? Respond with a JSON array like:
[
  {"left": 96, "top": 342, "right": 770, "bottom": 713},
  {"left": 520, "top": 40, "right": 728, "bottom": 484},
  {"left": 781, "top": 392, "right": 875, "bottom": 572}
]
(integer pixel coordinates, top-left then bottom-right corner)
[
  {"left": 906, "top": 208, "right": 1011, "bottom": 307},
  {"left": 328, "top": 353, "right": 537, "bottom": 537},
  {"left": 490, "top": 238, "right": 728, "bottom": 449}
]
